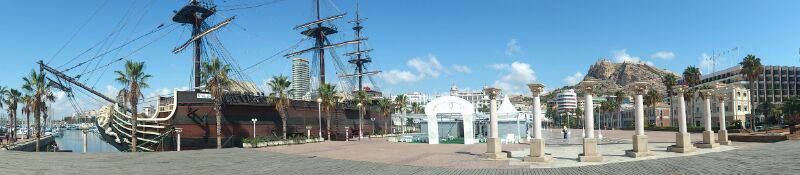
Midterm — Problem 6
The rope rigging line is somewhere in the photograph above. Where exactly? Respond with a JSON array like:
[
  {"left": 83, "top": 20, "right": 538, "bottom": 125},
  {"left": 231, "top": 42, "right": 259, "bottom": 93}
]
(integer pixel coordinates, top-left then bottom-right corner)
[
  {"left": 58, "top": 0, "right": 141, "bottom": 70},
  {"left": 46, "top": 0, "right": 111, "bottom": 65},
  {"left": 83, "top": 0, "right": 156, "bottom": 87},
  {"left": 76, "top": 0, "right": 143, "bottom": 77},
  {"left": 61, "top": 23, "right": 176, "bottom": 73},
  {"left": 242, "top": 37, "right": 309, "bottom": 73},
  {"left": 216, "top": 0, "right": 288, "bottom": 11},
  {"left": 88, "top": 24, "right": 178, "bottom": 88}
]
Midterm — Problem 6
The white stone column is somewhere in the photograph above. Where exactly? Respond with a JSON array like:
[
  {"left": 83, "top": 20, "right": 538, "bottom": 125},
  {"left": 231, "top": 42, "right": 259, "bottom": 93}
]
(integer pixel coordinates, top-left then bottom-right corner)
[
  {"left": 679, "top": 93, "right": 688, "bottom": 133},
  {"left": 635, "top": 94, "right": 645, "bottom": 136},
  {"left": 490, "top": 97, "right": 499, "bottom": 139},
  {"left": 704, "top": 98, "right": 713, "bottom": 132},
  {"left": 578, "top": 81, "right": 602, "bottom": 162},
  {"left": 696, "top": 91, "right": 719, "bottom": 148},
  {"left": 483, "top": 87, "right": 506, "bottom": 160},
  {"left": 533, "top": 94, "right": 543, "bottom": 139},
  {"left": 584, "top": 94, "right": 594, "bottom": 138},
  {"left": 667, "top": 86, "right": 695, "bottom": 153},
  {"left": 627, "top": 82, "right": 652, "bottom": 157},
  {"left": 718, "top": 96, "right": 732, "bottom": 145},
  {"left": 525, "top": 83, "right": 551, "bottom": 162},
  {"left": 718, "top": 99, "right": 726, "bottom": 130}
]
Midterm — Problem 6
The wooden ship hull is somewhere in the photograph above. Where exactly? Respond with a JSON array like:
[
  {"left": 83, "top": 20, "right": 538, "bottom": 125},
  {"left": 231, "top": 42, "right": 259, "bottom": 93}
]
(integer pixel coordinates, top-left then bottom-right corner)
[{"left": 96, "top": 90, "right": 389, "bottom": 152}]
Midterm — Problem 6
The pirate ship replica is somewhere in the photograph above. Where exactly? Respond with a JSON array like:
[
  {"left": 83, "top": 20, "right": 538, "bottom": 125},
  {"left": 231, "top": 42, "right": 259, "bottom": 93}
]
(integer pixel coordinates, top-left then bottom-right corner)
[{"left": 39, "top": 0, "right": 385, "bottom": 151}]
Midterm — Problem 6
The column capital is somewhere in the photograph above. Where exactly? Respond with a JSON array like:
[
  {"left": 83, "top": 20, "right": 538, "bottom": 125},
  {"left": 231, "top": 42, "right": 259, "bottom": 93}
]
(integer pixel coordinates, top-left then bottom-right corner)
[
  {"left": 527, "top": 83, "right": 545, "bottom": 96},
  {"left": 579, "top": 79, "right": 600, "bottom": 94},
  {"left": 632, "top": 81, "right": 650, "bottom": 95},
  {"left": 483, "top": 87, "right": 501, "bottom": 100},
  {"left": 698, "top": 88, "right": 714, "bottom": 99},
  {"left": 175, "top": 127, "right": 183, "bottom": 133},
  {"left": 672, "top": 85, "right": 689, "bottom": 94}
]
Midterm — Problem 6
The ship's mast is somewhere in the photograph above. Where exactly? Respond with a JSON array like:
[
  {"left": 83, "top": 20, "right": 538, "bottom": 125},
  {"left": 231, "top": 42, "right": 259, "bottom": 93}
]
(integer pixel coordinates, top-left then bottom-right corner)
[
  {"left": 343, "top": 0, "right": 380, "bottom": 93},
  {"left": 171, "top": 0, "right": 233, "bottom": 90},
  {"left": 315, "top": 0, "right": 327, "bottom": 85},
  {"left": 285, "top": 0, "right": 363, "bottom": 87}
]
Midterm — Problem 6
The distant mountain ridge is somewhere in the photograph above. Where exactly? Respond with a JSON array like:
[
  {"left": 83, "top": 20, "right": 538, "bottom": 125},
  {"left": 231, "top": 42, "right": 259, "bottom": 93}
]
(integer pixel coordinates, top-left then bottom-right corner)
[{"left": 575, "top": 59, "right": 676, "bottom": 96}]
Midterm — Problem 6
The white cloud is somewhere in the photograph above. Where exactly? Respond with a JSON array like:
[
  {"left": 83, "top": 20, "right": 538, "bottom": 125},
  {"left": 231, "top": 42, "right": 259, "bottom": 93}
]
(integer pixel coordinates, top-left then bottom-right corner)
[
  {"left": 563, "top": 72, "right": 584, "bottom": 85},
  {"left": 407, "top": 54, "right": 443, "bottom": 78},
  {"left": 505, "top": 39, "right": 521, "bottom": 57},
  {"left": 380, "top": 54, "right": 473, "bottom": 84},
  {"left": 650, "top": 51, "right": 675, "bottom": 60},
  {"left": 380, "top": 70, "right": 419, "bottom": 84},
  {"left": 492, "top": 61, "right": 536, "bottom": 93},
  {"left": 451, "top": 64, "right": 471, "bottom": 73}
]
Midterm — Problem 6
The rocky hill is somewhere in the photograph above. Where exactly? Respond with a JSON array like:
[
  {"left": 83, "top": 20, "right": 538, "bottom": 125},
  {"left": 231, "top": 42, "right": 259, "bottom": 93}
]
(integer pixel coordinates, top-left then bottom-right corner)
[{"left": 575, "top": 59, "right": 676, "bottom": 96}]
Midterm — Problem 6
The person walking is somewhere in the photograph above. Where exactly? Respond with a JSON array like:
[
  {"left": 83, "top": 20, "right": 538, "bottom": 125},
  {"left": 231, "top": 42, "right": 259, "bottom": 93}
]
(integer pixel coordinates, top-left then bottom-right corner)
[{"left": 562, "top": 126, "right": 569, "bottom": 139}]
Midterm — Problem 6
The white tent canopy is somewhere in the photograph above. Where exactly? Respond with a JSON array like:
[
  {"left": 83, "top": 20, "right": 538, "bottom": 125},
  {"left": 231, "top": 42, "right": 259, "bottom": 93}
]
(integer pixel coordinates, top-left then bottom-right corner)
[{"left": 497, "top": 95, "right": 519, "bottom": 118}]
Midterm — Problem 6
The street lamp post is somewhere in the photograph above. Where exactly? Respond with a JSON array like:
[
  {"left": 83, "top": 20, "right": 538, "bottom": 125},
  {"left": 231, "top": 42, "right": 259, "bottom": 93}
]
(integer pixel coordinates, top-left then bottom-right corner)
[
  {"left": 597, "top": 103, "right": 603, "bottom": 139},
  {"left": 317, "top": 98, "right": 323, "bottom": 140},
  {"left": 358, "top": 102, "right": 363, "bottom": 140},
  {"left": 251, "top": 118, "right": 258, "bottom": 138}
]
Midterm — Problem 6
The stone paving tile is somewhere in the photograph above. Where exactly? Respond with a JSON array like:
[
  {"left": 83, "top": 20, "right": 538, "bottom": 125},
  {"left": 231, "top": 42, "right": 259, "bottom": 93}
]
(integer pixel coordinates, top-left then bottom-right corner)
[{"left": 1, "top": 140, "right": 799, "bottom": 174}]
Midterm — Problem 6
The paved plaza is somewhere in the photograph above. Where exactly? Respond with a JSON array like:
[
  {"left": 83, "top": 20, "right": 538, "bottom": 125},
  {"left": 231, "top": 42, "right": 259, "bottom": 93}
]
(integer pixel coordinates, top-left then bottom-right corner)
[
  {"left": 0, "top": 130, "right": 796, "bottom": 174},
  {"left": 261, "top": 130, "right": 734, "bottom": 169}
]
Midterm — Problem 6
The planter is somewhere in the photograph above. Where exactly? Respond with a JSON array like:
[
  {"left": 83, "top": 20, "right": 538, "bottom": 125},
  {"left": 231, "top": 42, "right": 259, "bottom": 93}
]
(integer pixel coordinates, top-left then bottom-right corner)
[{"left": 243, "top": 138, "right": 324, "bottom": 148}]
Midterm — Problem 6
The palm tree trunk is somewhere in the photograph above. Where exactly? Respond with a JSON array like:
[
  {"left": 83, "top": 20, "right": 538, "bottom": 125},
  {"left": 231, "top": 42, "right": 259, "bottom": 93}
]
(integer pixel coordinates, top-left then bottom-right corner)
[
  {"left": 34, "top": 110, "right": 40, "bottom": 152},
  {"left": 131, "top": 103, "right": 138, "bottom": 152},
  {"left": 26, "top": 113, "right": 30, "bottom": 139},
  {"left": 326, "top": 109, "right": 331, "bottom": 140},
  {"left": 10, "top": 113, "right": 16, "bottom": 142},
  {"left": 281, "top": 109, "right": 287, "bottom": 140},
  {"left": 216, "top": 103, "right": 223, "bottom": 149}
]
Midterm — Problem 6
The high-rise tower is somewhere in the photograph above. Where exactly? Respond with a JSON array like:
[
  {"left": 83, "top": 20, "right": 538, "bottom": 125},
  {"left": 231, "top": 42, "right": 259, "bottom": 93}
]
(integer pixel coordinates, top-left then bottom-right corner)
[{"left": 291, "top": 58, "right": 311, "bottom": 100}]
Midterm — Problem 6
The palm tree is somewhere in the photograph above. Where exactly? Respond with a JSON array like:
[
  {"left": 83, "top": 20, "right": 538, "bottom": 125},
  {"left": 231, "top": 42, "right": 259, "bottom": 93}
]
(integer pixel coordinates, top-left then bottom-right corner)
[
  {"left": 739, "top": 54, "right": 763, "bottom": 130},
  {"left": 377, "top": 98, "right": 392, "bottom": 134},
  {"left": 661, "top": 74, "right": 677, "bottom": 127},
  {"left": 683, "top": 66, "right": 702, "bottom": 126},
  {"left": 21, "top": 95, "right": 32, "bottom": 139},
  {"left": 201, "top": 58, "right": 231, "bottom": 149},
  {"left": 317, "top": 83, "right": 337, "bottom": 140},
  {"left": 114, "top": 60, "right": 151, "bottom": 152},
  {"left": 394, "top": 95, "right": 408, "bottom": 134},
  {"left": 21, "top": 70, "right": 55, "bottom": 152},
  {"left": 267, "top": 75, "right": 291, "bottom": 139},
  {"left": 4, "top": 89, "right": 22, "bottom": 141}
]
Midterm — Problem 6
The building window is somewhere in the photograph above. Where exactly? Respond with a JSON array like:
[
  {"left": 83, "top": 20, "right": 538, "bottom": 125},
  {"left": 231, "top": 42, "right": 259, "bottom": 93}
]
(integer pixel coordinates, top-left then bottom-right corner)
[{"left": 737, "top": 105, "right": 741, "bottom": 111}]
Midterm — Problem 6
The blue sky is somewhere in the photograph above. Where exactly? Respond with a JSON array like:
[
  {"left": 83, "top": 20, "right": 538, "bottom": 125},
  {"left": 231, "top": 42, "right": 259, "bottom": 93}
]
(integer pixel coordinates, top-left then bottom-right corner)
[{"left": 1, "top": 0, "right": 800, "bottom": 118}]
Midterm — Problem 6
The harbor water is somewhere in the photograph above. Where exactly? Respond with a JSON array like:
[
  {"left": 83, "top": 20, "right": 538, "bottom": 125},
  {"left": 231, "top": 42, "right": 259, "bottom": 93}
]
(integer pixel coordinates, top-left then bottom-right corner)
[{"left": 54, "top": 130, "right": 118, "bottom": 153}]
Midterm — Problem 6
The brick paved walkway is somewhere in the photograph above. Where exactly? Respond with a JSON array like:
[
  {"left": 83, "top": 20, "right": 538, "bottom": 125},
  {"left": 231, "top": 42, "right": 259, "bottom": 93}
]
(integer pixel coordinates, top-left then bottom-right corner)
[{"left": 1, "top": 139, "right": 798, "bottom": 174}]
